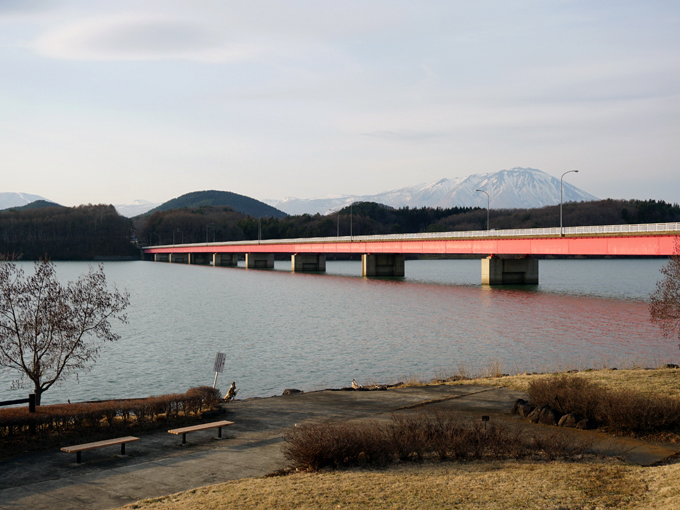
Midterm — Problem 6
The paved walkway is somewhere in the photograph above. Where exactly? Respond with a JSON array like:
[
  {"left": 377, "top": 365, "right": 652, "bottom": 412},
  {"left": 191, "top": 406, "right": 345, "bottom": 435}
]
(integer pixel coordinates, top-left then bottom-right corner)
[{"left": 2, "top": 385, "right": 679, "bottom": 510}]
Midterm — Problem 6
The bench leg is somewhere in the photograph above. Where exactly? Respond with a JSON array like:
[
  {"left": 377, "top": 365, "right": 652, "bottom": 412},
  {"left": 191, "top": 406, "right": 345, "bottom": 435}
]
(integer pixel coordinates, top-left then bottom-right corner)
[
  {"left": 76, "top": 451, "right": 81, "bottom": 464},
  {"left": 218, "top": 426, "right": 222, "bottom": 438},
  {"left": 182, "top": 433, "right": 187, "bottom": 444},
  {"left": 121, "top": 443, "right": 126, "bottom": 455}
]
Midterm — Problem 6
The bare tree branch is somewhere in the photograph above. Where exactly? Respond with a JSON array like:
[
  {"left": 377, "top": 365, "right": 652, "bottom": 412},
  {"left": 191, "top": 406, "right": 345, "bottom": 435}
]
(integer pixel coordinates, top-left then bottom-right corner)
[
  {"left": 650, "top": 238, "right": 680, "bottom": 349},
  {"left": 0, "top": 260, "right": 129, "bottom": 405}
]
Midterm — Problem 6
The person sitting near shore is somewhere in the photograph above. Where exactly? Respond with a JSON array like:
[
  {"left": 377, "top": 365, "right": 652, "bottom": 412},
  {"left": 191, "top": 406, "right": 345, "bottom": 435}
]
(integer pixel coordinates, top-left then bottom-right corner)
[{"left": 224, "top": 381, "right": 238, "bottom": 402}]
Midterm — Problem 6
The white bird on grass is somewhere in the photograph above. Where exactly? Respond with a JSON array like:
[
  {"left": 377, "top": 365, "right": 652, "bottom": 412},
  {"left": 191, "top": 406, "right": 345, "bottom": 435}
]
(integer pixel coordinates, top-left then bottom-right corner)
[{"left": 352, "top": 379, "right": 362, "bottom": 390}]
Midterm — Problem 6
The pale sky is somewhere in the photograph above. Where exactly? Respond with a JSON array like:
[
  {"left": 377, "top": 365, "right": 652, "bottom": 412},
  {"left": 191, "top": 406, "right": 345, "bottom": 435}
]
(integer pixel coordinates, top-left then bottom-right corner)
[{"left": 1, "top": 0, "right": 678, "bottom": 207}]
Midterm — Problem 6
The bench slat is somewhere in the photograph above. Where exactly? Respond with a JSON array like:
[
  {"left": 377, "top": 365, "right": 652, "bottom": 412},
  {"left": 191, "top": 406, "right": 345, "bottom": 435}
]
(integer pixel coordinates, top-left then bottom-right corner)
[
  {"left": 61, "top": 436, "right": 139, "bottom": 453},
  {"left": 168, "top": 420, "right": 234, "bottom": 435}
]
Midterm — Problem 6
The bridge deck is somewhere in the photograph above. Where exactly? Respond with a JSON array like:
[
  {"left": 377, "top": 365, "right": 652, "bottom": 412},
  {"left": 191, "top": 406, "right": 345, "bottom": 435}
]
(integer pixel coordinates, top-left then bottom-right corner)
[{"left": 143, "top": 222, "right": 680, "bottom": 257}]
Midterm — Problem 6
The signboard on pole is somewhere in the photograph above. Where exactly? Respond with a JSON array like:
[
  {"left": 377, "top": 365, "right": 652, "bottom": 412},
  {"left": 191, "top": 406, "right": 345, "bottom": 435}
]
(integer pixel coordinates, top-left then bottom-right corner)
[{"left": 214, "top": 352, "right": 226, "bottom": 373}]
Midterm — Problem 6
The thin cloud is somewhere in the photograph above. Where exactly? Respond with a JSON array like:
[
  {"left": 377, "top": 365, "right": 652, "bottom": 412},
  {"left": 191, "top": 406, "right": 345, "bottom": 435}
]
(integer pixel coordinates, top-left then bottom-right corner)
[
  {"left": 34, "top": 16, "right": 267, "bottom": 62},
  {"left": 362, "top": 130, "right": 448, "bottom": 142}
]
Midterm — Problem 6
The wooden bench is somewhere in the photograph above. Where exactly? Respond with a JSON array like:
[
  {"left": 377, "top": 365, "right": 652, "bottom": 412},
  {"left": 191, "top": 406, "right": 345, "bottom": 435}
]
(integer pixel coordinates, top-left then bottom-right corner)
[
  {"left": 61, "top": 436, "right": 139, "bottom": 464},
  {"left": 168, "top": 420, "right": 234, "bottom": 444}
]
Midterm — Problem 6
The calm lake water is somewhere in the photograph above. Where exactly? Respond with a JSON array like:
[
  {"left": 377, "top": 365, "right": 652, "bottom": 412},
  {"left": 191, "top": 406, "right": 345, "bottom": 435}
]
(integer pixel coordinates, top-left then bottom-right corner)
[{"left": 1, "top": 259, "right": 676, "bottom": 405}]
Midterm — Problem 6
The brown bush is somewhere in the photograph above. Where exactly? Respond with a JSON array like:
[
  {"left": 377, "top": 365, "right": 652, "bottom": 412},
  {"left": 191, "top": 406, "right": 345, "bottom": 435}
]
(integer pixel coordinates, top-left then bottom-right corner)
[
  {"left": 284, "top": 410, "right": 589, "bottom": 471},
  {"left": 528, "top": 375, "right": 604, "bottom": 420},
  {"left": 528, "top": 375, "right": 680, "bottom": 435},
  {"left": 597, "top": 389, "right": 680, "bottom": 435}
]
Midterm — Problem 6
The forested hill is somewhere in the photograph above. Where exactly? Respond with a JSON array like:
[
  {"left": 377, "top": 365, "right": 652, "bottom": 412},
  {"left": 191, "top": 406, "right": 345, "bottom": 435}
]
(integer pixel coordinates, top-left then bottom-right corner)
[
  {"left": 142, "top": 190, "right": 287, "bottom": 219},
  {"left": 1, "top": 198, "right": 677, "bottom": 260},
  {"left": 135, "top": 198, "right": 680, "bottom": 247},
  {"left": 0, "top": 205, "right": 137, "bottom": 260}
]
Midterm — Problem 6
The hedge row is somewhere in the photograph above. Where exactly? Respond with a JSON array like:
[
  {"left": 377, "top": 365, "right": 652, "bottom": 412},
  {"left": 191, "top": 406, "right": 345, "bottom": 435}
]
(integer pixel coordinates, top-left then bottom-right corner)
[
  {"left": 0, "top": 386, "right": 221, "bottom": 438},
  {"left": 284, "top": 410, "right": 593, "bottom": 471}
]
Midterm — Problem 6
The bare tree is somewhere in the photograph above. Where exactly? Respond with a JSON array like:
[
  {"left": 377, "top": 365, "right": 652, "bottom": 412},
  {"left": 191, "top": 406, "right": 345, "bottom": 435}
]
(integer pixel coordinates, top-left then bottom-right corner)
[
  {"left": 0, "top": 260, "right": 129, "bottom": 405},
  {"left": 650, "top": 241, "right": 680, "bottom": 351}
]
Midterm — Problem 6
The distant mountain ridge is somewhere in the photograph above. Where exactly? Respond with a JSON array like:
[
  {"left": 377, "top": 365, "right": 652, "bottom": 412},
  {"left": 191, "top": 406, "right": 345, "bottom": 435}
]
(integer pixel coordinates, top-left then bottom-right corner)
[
  {"left": 114, "top": 199, "right": 160, "bottom": 218},
  {"left": 268, "top": 168, "right": 598, "bottom": 215},
  {"left": 0, "top": 192, "right": 57, "bottom": 210},
  {"left": 9, "top": 200, "right": 65, "bottom": 211},
  {"left": 143, "top": 190, "right": 287, "bottom": 219}
]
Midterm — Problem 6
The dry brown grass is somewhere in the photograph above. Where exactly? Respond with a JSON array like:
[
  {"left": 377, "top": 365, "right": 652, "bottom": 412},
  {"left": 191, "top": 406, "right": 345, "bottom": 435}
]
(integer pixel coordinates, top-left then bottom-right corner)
[
  {"left": 445, "top": 367, "right": 680, "bottom": 397},
  {"left": 124, "top": 459, "right": 680, "bottom": 510}
]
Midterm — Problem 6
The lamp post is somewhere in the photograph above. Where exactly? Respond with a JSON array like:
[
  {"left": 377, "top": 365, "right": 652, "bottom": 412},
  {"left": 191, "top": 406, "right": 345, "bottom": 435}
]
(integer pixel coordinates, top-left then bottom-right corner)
[
  {"left": 206, "top": 223, "right": 214, "bottom": 243},
  {"left": 155, "top": 233, "right": 161, "bottom": 245},
  {"left": 560, "top": 170, "right": 579, "bottom": 236},
  {"left": 475, "top": 189, "right": 490, "bottom": 231},
  {"left": 173, "top": 228, "right": 182, "bottom": 245},
  {"left": 350, "top": 204, "right": 353, "bottom": 240}
]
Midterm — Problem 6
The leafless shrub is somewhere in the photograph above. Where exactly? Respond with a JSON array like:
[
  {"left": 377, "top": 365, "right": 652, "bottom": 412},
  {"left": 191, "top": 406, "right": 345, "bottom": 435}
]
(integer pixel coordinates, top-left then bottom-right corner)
[
  {"left": 528, "top": 374, "right": 680, "bottom": 435},
  {"left": 284, "top": 410, "right": 591, "bottom": 472},
  {"left": 528, "top": 375, "right": 605, "bottom": 420}
]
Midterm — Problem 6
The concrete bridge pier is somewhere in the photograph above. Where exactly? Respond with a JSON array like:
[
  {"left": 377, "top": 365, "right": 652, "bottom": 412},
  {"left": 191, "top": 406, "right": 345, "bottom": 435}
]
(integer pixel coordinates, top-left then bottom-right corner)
[
  {"left": 154, "top": 253, "right": 169, "bottom": 262},
  {"left": 362, "top": 254, "right": 405, "bottom": 277},
  {"left": 188, "top": 253, "right": 210, "bottom": 265},
  {"left": 213, "top": 253, "right": 239, "bottom": 267},
  {"left": 168, "top": 253, "right": 189, "bottom": 264},
  {"left": 245, "top": 253, "right": 275, "bottom": 269},
  {"left": 481, "top": 256, "right": 538, "bottom": 285},
  {"left": 291, "top": 254, "right": 326, "bottom": 272}
]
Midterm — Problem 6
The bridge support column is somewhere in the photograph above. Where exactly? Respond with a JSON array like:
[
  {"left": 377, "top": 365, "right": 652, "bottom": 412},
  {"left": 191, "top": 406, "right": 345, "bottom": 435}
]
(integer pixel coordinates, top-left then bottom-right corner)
[
  {"left": 481, "top": 256, "right": 538, "bottom": 285},
  {"left": 245, "top": 253, "right": 274, "bottom": 269},
  {"left": 168, "top": 253, "right": 189, "bottom": 264},
  {"left": 362, "top": 254, "right": 405, "bottom": 277},
  {"left": 154, "top": 253, "right": 169, "bottom": 262},
  {"left": 188, "top": 253, "right": 210, "bottom": 265},
  {"left": 213, "top": 253, "right": 238, "bottom": 267},
  {"left": 291, "top": 254, "right": 326, "bottom": 272}
]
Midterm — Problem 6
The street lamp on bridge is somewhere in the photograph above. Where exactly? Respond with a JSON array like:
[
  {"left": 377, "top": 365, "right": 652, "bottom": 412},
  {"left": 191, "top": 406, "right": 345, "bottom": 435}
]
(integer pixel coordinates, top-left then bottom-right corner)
[
  {"left": 560, "top": 170, "right": 579, "bottom": 237},
  {"left": 206, "top": 223, "right": 215, "bottom": 243},
  {"left": 173, "top": 228, "right": 183, "bottom": 245},
  {"left": 475, "top": 189, "right": 490, "bottom": 231}
]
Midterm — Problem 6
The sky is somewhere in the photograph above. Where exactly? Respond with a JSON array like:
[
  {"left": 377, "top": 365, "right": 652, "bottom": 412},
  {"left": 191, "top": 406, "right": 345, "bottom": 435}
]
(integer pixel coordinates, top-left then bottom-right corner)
[{"left": 0, "top": 0, "right": 678, "bottom": 207}]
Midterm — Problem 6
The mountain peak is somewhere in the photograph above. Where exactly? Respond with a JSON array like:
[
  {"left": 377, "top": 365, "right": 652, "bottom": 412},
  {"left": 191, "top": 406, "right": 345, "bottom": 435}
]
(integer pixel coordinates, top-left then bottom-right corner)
[{"left": 269, "top": 167, "right": 597, "bottom": 215}]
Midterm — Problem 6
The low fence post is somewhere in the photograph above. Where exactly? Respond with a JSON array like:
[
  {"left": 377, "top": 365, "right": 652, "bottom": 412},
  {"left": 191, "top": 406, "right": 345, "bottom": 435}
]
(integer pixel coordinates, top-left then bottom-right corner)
[{"left": 29, "top": 393, "right": 36, "bottom": 413}]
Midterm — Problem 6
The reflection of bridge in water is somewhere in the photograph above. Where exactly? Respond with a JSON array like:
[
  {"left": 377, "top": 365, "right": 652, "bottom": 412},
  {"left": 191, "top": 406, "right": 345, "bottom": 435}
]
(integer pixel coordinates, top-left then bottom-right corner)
[{"left": 143, "top": 222, "right": 680, "bottom": 285}]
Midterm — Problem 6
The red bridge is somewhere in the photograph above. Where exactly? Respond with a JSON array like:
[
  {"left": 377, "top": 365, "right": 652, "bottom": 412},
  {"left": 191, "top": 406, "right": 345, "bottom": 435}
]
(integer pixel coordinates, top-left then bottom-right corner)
[{"left": 143, "top": 222, "right": 679, "bottom": 284}]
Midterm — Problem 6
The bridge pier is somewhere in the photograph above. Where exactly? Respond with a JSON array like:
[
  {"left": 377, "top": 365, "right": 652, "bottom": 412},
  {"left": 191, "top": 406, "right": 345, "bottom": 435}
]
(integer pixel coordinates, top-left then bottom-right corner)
[
  {"left": 213, "top": 253, "right": 239, "bottom": 267},
  {"left": 154, "top": 253, "right": 169, "bottom": 262},
  {"left": 362, "top": 254, "right": 405, "bottom": 277},
  {"left": 481, "top": 256, "right": 538, "bottom": 285},
  {"left": 188, "top": 253, "right": 210, "bottom": 265},
  {"left": 291, "top": 254, "right": 326, "bottom": 272},
  {"left": 245, "top": 253, "right": 274, "bottom": 269}
]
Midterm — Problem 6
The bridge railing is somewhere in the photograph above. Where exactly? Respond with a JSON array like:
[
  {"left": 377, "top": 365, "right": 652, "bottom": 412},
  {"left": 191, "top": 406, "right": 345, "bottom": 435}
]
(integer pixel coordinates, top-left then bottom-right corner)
[{"left": 144, "top": 222, "right": 680, "bottom": 249}]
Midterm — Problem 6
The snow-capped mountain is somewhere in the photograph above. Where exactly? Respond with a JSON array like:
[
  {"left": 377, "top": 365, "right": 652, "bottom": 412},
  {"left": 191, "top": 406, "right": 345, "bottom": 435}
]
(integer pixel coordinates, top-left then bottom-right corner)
[
  {"left": 114, "top": 199, "right": 160, "bottom": 217},
  {"left": 270, "top": 168, "right": 598, "bottom": 215},
  {"left": 0, "top": 192, "right": 55, "bottom": 210}
]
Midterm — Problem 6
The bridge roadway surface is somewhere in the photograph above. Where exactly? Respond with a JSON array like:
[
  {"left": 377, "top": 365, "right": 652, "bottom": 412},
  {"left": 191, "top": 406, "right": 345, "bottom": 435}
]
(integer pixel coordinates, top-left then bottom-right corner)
[
  {"left": 2, "top": 385, "right": 679, "bottom": 510},
  {"left": 142, "top": 222, "right": 680, "bottom": 257}
]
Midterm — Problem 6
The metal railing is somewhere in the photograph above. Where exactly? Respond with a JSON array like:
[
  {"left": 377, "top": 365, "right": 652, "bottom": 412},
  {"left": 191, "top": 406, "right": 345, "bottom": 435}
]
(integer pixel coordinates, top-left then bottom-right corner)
[{"left": 144, "top": 222, "right": 680, "bottom": 249}]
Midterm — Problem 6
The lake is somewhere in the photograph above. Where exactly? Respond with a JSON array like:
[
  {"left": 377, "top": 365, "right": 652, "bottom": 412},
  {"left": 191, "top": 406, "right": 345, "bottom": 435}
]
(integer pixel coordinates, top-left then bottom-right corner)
[{"left": 0, "top": 259, "right": 675, "bottom": 405}]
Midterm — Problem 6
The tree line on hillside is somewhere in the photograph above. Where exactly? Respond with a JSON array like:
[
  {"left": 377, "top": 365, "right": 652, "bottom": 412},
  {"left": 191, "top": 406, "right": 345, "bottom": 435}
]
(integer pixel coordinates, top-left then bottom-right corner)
[
  {"left": 0, "top": 205, "right": 137, "bottom": 260},
  {"left": 1, "top": 199, "right": 678, "bottom": 260},
  {"left": 135, "top": 198, "right": 680, "bottom": 247}
]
